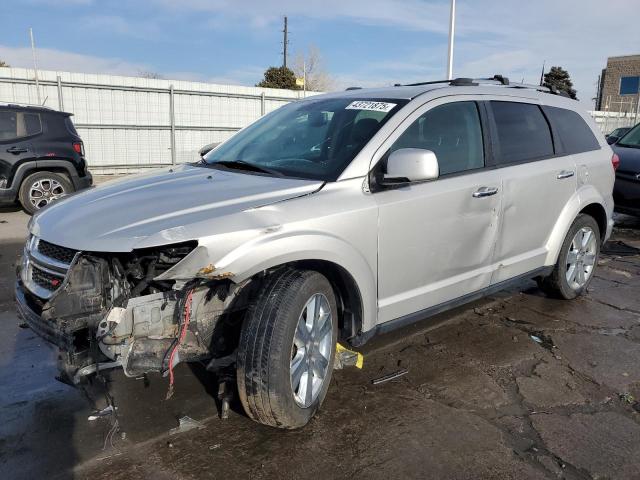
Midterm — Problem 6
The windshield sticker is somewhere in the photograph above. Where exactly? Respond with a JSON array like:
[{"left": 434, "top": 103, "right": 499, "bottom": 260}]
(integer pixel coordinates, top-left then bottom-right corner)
[{"left": 345, "top": 101, "right": 397, "bottom": 112}]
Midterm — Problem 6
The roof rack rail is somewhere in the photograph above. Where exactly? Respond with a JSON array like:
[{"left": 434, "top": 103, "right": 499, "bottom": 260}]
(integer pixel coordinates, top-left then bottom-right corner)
[
  {"left": 0, "top": 101, "right": 53, "bottom": 110},
  {"left": 397, "top": 74, "right": 573, "bottom": 98}
]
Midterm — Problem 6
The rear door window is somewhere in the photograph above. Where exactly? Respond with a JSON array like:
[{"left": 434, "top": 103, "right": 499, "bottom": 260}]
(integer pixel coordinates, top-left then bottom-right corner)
[
  {"left": 390, "top": 101, "right": 484, "bottom": 175},
  {"left": 490, "top": 101, "right": 554, "bottom": 164},
  {"left": 0, "top": 110, "right": 42, "bottom": 141},
  {"left": 543, "top": 106, "right": 600, "bottom": 154}
]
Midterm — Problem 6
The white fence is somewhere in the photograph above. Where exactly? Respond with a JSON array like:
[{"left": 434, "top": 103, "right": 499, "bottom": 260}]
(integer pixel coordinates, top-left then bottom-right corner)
[
  {"left": 589, "top": 110, "right": 639, "bottom": 135},
  {"left": 0, "top": 67, "right": 318, "bottom": 174},
  {"left": 2, "top": 67, "right": 635, "bottom": 173}
]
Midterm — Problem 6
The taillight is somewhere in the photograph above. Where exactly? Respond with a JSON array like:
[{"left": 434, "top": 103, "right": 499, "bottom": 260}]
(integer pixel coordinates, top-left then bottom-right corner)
[
  {"left": 72, "top": 142, "right": 84, "bottom": 156},
  {"left": 611, "top": 153, "right": 620, "bottom": 171}
]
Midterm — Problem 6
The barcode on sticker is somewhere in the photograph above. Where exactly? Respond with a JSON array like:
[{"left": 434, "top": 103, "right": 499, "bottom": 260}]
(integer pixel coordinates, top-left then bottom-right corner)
[{"left": 346, "top": 101, "right": 397, "bottom": 112}]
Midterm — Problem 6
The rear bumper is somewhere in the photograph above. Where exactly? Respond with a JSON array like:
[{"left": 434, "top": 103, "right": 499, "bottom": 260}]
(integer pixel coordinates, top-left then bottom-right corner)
[{"left": 71, "top": 171, "right": 93, "bottom": 191}]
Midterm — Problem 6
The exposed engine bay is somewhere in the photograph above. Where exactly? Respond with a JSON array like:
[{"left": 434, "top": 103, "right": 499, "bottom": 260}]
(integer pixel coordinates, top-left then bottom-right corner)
[{"left": 16, "top": 236, "right": 260, "bottom": 389}]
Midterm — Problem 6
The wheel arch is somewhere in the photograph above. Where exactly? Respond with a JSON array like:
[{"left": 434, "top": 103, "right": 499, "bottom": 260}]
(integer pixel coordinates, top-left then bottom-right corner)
[
  {"left": 286, "top": 259, "right": 364, "bottom": 344},
  {"left": 544, "top": 185, "right": 610, "bottom": 265}
]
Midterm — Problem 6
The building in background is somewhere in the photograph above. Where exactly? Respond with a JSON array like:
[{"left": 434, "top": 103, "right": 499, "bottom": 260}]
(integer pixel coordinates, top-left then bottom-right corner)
[{"left": 596, "top": 54, "right": 640, "bottom": 113}]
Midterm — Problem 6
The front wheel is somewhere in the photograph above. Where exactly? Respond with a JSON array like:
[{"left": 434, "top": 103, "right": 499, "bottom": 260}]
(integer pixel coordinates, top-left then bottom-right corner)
[
  {"left": 237, "top": 268, "right": 337, "bottom": 429},
  {"left": 538, "top": 214, "right": 601, "bottom": 299}
]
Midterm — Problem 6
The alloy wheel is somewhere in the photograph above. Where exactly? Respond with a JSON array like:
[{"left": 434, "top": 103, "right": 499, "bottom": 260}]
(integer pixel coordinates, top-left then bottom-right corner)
[
  {"left": 29, "top": 178, "right": 66, "bottom": 210},
  {"left": 565, "top": 226, "right": 597, "bottom": 290},
  {"left": 290, "top": 293, "right": 333, "bottom": 408}
]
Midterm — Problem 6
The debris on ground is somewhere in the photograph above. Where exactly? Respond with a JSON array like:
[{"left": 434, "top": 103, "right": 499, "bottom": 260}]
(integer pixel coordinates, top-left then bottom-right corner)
[
  {"left": 335, "top": 343, "right": 364, "bottom": 369},
  {"left": 529, "top": 331, "right": 556, "bottom": 352},
  {"left": 619, "top": 393, "right": 635, "bottom": 404},
  {"left": 88, "top": 405, "right": 116, "bottom": 421},
  {"left": 169, "top": 416, "right": 205, "bottom": 435},
  {"left": 372, "top": 368, "right": 408, "bottom": 385}
]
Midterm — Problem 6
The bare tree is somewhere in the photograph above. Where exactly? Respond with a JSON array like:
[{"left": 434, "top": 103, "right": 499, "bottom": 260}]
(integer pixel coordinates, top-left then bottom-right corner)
[
  {"left": 138, "top": 70, "right": 164, "bottom": 79},
  {"left": 292, "top": 46, "right": 334, "bottom": 92},
  {"left": 0, "top": 60, "right": 10, "bottom": 67}
]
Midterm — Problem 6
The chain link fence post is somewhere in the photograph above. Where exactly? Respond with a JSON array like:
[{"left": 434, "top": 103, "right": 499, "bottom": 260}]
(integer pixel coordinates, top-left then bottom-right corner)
[
  {"left": 169, "top": 84, "right": 176, "bottom": 165},
  {"left": 56, "top": 76, "right": 64, "bottom": 111}
]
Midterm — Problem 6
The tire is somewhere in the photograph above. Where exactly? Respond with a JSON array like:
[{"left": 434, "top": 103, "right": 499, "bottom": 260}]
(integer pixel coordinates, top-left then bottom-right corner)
[
  {"left": 237, "top": 268, "right": 338, "bottom": 429},
  {"left": 18, "top": 171, "right": 74, "bottom": 215},
  {"left": 537, "top": 214, "right": 601, "bottom": 299}
]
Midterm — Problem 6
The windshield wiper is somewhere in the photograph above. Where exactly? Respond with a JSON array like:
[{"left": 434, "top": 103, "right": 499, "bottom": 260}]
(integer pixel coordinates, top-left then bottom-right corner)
[{"left": 212, "top": 160, "right": 283, "bottom": 176}]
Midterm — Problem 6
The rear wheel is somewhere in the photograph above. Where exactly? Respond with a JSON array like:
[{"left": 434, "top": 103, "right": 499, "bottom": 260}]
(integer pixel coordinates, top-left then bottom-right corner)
[
  {"left": 538, "top": 214, "right": 600, "bottom": 299},
  {"left": 237, "top": 268, "right": 337, "bottom": 429},
  {"left": 19, "top": 171, "right": 73, "bottom": 215}
]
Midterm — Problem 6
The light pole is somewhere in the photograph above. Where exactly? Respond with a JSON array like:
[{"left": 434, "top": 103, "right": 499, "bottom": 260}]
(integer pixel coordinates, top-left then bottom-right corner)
[{"left": 446, "top": 0, "right": 456, "bottom": 80}]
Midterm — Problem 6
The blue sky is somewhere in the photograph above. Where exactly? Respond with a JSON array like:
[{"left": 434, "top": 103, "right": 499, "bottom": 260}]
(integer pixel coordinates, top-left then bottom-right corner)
[{"left": 1, "top": 0, "right": 639, "bottom": 106}]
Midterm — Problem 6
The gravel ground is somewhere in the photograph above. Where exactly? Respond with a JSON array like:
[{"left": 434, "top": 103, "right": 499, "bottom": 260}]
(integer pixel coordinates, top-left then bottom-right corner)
[{"left": 1, "top": 189, "right": 640, "bottom": 480}]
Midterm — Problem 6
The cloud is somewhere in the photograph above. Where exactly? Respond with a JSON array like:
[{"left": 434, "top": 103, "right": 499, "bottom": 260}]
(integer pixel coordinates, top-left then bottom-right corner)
[
  {"left": 79, "top": 15, "right": 161, "bottom": 39},
  {"left": 143, "top": 0, "right": 639, "bottom": 104},
  {"left": 152, "top": 0, "right": 451, "bottom": 33},
  {"left": 0, "top": 44, "right": 151, "bottom": 76}
]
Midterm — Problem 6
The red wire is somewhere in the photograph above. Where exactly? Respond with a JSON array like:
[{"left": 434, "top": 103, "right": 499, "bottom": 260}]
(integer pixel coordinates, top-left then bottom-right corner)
[{"left": 167, "top": 289, "right": 193, "bottom": 395}]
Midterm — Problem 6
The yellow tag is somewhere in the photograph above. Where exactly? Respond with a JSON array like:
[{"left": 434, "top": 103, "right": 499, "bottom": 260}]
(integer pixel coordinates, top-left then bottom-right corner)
[{"left": 336, "top": 343, "right": 364, "bottom": 369}]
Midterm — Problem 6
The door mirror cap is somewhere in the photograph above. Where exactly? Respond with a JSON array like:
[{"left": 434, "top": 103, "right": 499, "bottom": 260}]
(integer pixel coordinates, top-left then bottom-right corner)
[
  {"left": 383, "top": 148, "right": 439, "bottom": 184},
  {"left": 606, "top": 136, "right": 619, "bottom": 145},
  {"left": 199, "top": 142, "right": 221, "bottom": 157}
]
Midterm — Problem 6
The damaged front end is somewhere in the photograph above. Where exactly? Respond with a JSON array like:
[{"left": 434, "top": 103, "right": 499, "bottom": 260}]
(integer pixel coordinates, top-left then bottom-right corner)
[{"left": 16, "top": 236, "right": 251, "bottom": 386}]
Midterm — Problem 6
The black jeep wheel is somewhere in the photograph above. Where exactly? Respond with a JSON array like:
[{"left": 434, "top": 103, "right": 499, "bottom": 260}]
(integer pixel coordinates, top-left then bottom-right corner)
[{"left": 19, "top": 171, "right": 73, "bottom": 215}]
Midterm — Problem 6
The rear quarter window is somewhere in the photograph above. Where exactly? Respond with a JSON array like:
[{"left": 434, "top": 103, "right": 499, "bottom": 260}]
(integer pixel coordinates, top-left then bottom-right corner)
[
  {"left": 543, "top": 106, "right": 600, "bottom": 155},
  {"left": 64, "top": 116, "right": 79, "bottom": 136},
  {"left": 490, "top": 101, "right": 554, "bottom": 164}
]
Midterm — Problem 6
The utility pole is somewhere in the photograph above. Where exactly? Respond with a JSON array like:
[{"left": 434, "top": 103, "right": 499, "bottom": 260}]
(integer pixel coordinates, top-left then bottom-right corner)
[
  {"left": 29, "top": 27, "right": 41, "bottom": 104},
  {"left": 282, "top": 16, "right": 289, "bottom": 68},
  {"left": 446, "top": 0, "right": 455, "bottom": 80}
]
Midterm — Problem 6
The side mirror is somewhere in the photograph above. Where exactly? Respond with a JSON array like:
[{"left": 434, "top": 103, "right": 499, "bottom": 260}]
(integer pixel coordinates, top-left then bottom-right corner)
[
  {"left": 383, "top": 148, "right": 439, "bottom": 184},
  {"left": 199, "top": 142, "right": 221, "bottom": 157},
  {"left": 606, "top": 136, "right": 619, "bottom": 145}
]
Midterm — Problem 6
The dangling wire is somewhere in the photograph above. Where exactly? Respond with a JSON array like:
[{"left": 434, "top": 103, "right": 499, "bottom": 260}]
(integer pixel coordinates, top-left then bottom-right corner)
[{"left": 165, "top": 288, "right": 194, "bottom": 400}]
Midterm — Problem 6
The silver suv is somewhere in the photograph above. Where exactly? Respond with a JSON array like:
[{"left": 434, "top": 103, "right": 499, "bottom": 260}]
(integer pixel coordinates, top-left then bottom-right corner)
[{"left": 16, "top": 76, "right": 615, "bottom": 429}]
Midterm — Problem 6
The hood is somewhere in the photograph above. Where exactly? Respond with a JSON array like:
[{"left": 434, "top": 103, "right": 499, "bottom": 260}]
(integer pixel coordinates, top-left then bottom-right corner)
[
  {"left": 30, "top": 164, "right": 323, "bottom": 252},
  {"left": 613, "top": 144, "right": 640, "bottom": 175}
]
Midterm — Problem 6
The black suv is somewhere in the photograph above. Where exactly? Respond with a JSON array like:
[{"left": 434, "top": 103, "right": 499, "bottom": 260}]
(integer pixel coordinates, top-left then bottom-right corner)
[{"left": 0, "top": 104, "right": 92, "bottom": 214}]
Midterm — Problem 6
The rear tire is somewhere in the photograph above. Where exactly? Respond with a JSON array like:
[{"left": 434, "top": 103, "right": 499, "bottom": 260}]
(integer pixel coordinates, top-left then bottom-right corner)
[
  {"left": 537, "top": 214, "right": 600, "bottom": 299},
  {"left": 237, "top": 268, "right": 337, "bottom": 429},
  {"left": 19, "top": 171, "right": 73, "bottom": 215}
]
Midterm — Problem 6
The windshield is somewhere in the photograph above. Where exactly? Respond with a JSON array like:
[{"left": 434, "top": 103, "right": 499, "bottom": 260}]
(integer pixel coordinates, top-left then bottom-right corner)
[
  {"left": 618, "top": 124, "right": 640, "bottom": 148},
  {"left": 204, "top": 97, "right": 407, "bottom": 181}
]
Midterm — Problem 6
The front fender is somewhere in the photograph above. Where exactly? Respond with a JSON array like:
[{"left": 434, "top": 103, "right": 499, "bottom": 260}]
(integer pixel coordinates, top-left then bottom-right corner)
[
  {"left": 158, "top": 229, "right": 378, "bottom": 333},
  {"left": 544, "top": 185, "right": 609, "bottom": 265}
]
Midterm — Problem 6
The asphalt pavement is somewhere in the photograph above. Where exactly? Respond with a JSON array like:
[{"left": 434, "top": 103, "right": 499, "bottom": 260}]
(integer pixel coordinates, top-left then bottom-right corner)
[{"left": 1, "top": 196, "right": 640, "bottom": 480}]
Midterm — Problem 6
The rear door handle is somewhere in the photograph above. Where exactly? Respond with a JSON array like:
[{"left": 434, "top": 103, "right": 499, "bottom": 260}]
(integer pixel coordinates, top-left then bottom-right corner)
[
  {"left": 472, "top": 186, "right": 499, "bottom": 198},
  {"left": 7, "top": 146, "right": 28, "bottom": 154},
  {"left": 557, "top": 170, "right": 575, "bottom": 179}
]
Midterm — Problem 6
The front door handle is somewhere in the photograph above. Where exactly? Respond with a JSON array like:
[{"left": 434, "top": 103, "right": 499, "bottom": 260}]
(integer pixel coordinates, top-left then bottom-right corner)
[
  {"left": 6, "top": 146, "right": 28, "bottom": 154},
  {"left": 472, "top": 186, "right": 499, "bottom": 198},
  {"left": 557, "top": 170, "right": 575, "bottom": 179}
]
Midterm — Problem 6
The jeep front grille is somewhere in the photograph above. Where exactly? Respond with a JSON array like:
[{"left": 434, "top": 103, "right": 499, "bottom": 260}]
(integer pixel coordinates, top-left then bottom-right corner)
[{"left": 21, "top": 235, "right": 78, "bottom": 299}]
